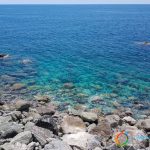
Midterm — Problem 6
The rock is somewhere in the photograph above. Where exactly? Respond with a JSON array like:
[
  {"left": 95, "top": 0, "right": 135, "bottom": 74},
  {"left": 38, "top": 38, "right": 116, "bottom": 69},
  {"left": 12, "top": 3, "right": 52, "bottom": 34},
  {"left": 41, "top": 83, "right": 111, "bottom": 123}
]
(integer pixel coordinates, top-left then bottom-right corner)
[
  {"left": 0, "top": 122, "right": 23, "bottom": 138},
  {"left": 62, "top": 132, "right": 102, "bottom": 150},
  {"left": 63, "top": 82, "right": 75, "bottom": 89},
  {"left": 118, "top": 125, "right": 149, "bottom": 149},
  {"left": 123, "top": 116, "right": 136, "bottom": 125},
  {"left": 34, "top": 95, "right": 51, "bottom": 103},
  {"left": 105, "top": 115, "right": 121, "bottom": 128},
  {"left": 35, "top": 115, "right": 58, "bottom": 134},
  {"left": 0, "top": 54, "right": 9, "bottom": 59},
  {"left": 11, "top": 83, "right": 25, "bottom": 91},
  {"left": 10, "top": 111, "right": 22, "bottom": 121},
  {"left": 90, "top": 95, "right": 102, "bottom": 103},
  {"left": 90, "top": 119, "right": 113, "bottom": 139},
  {"left": 11, "top": 131, "right": 32, "bottom": 145},
  {"left": 44, "top": 138, "right": 72, "bottom": 150},
  {"left": 36, "top": 104, "right": 56, "bottom": 115},
  {"left": 60, "top": 115, "right": 86, "bottom": 134},
  {"left": 0, "top": 115, "right": 12, "bottom": 124},
  {"left": 15, "top": 100, "right": 30, "bottom": 111},
  {"left": 22, "top": 59, "right": 32, "bottom": 65},
  {"left": 87, "top": 123, "right": 97, "bottom": 133},
  {"left": 27, "top": 142, "right": 36, "bottom": 150},
  {"left": 25, "top": 122, "right": 53, "bottom": 146},
  {"left": 80, "top": 111, "right": 98, "bottom": 122},
  {"left": 136, "top": 119, "right": 150, "bottom": 132},
  {"left": 2, "top": 103, "right": 16, "bottom": 111}
]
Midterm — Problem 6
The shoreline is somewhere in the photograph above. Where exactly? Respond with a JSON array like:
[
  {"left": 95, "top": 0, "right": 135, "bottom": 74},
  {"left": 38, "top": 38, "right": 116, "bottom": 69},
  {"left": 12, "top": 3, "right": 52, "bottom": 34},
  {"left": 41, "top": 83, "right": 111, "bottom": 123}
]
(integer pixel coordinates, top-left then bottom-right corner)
[{"left": 0, "top": 97, "right": 149, "bottom": 150}]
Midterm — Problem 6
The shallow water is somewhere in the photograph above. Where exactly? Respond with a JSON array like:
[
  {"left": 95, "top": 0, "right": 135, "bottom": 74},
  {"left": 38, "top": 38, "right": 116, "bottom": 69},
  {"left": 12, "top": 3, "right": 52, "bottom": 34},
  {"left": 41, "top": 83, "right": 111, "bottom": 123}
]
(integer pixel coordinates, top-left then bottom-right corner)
[{"left": 0, "top": 5, "right": 150, "bottom": 114}]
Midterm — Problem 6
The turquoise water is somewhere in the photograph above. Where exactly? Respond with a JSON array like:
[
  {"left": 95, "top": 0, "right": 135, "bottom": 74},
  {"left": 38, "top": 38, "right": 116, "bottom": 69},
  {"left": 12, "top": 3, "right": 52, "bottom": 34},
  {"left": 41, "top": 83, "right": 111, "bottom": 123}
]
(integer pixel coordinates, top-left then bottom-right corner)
[{"left": 0, "top": 5, "right": 150, "bottom": 114}]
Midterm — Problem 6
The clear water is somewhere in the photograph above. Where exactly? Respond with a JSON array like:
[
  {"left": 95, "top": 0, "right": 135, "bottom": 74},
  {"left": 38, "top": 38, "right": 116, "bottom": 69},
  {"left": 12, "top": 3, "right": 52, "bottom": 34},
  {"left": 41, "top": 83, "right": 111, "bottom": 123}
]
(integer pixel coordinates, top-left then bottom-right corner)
[{"left": 0, "top": 5, "right": 150, "bottom": 114}]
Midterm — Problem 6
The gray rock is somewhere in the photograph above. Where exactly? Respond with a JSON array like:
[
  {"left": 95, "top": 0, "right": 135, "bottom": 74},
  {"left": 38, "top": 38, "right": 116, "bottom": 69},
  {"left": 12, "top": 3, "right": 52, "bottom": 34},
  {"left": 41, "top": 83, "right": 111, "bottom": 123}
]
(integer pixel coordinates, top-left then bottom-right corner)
[
  {"left": 80, "top": 112, "right": 98, "bottom": 122},
  {"left": 0, "top": 116, "right": 12, "bottom": 124},
  {"left": 0, "top": 122, "right": 23, "bottom": 138},
  {"left": 11, "top": 131, "right": 32, "bottom": 145},
  {"left": 27, "top": 142, "right": 36, "bottom": 150},
  {"left": 60, "top": 115, "right": 86, "bottom": 134},
  {"left": 136, "top": 119, "right": 150, "bottom": 132},
  {"left": 123, "top": 116, "right": 136, "bottom": 125},
  {"left": 62, "top": 132, "right": 102, "bottom": 150},
  {"left": 105, "top": 114, "right": 121, "bottom": 128},
  {"left": 34, "top": 95, "right": 51, "bottom": 103},
  {"left": 15, "top": 100, "right": 30, "bottom": 111},
  {"left": 44, "top": 138, "right": 72, "bottom": 150}
]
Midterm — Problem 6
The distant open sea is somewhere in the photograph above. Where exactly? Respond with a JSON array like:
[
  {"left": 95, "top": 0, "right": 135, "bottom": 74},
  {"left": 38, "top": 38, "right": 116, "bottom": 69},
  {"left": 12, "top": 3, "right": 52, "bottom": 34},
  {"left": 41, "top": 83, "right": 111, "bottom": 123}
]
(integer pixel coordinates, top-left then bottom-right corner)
[{"left": 0, "top": 5, "right": 150, "bottom": 115}]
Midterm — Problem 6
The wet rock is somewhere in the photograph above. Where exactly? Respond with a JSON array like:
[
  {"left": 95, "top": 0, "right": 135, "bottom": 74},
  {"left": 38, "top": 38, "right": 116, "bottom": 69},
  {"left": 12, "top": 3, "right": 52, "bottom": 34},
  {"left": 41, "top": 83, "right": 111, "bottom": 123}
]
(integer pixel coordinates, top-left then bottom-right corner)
[
  {"left": 136, "top": 119, "right": 150, "bottom": 132},
  {"left": 36, "top": 104, "right": 56, "bottom": 115},
  {"left": 0, "top": 54, "right": 9, "bottom": 59},
  {"left": 34, "top": 95, "right": 51, "bottom": 103},
  {"left": 62, "top": 132, "right": 102, "bottom": 150},
  {"left": 44, "top": 138, "right": 72, "bottom": 150},
  {"left": 105, "top": 114, "right": 121, "bottom": 128},
  {"left": 11, "top": 83, "right": 26, "bottom": 91},
  {"left": 10, "top": 131, "right": 32, "bottom": 145},
  {"left": 60, "top": 115, "right": 86, "bottom": 134},
  {"left": 63, "top": 82, "right": 75, "bottom": 89},
  {"left": 22, "top": 59, "right": 32, "bottom": 65},
  {"left": 123, "top": 116, "right": 136, "bottom": 125},
  {"left": 15, "top": 100, "right": 30, "bottom": 111},
  {"left": 90, "top": 95, "right": 102, "bottom": 103},
  {"left": 0, "top": 122, "right": 23, "bottom": 138},
  {"left": 80, "top": 111, "right": 98, "bottom": 123}
]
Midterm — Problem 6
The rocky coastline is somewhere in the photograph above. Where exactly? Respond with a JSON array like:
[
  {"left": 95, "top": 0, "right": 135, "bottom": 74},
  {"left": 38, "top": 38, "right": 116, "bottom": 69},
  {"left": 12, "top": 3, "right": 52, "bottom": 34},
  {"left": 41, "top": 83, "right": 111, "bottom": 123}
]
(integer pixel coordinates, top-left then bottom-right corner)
[{"left": 0, "top": 96, "right": 149, "bottom": 150}]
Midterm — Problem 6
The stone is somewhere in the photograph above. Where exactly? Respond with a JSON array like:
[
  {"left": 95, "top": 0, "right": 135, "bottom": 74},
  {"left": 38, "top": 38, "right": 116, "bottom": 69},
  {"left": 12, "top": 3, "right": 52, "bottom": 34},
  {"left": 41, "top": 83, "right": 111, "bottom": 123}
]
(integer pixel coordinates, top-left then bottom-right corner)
[
  {"left": 44, "top": 138, "right": 72, "bottom": 150},
  {"left": 34, "top": 95, "right": 51, "bottom": 103},
  {"left": 22, "top": 59, "right": 32, "bottom": 65},
  {"left": 11, "top": 131, "right": 32, "bottom": 145},
  {"left": 0, "top": 115, "right": 12, "bottom": 124},
  {"left": 10, "top": 111, "right": 22, "bottom": 121},
  {"left": 27, "top": 142, "right": 36, "bottom": 150},
  {"left": 105, "top": 114, "right": 121, "bottom": 128},
  {"left": 87, "top": 123, "right": 97, "bottom": 133},
  {"left": 11, "top": 83, "right": 25, "bottom": 91},
  {"left": 25, "top": 122, "right": 53, "bottom": 146},
  {"left": 36, "top": 104, "right": 55, "bottom": 115},
  {"left": 136, "top": 119, "right": 150, "bottom": 132},
  {"left": 0, "top": 122, "right": 23, "bottom": 138},
  {"left": 80, "top": 111, "right": 98, "bottom": 122},
  {"left": 90, "top": 95, "right": 102, "bottom": 103},
  {"left": 35, "top": 115, "right": 58, "bottom": 135},
  {"left": 63, "top": 82, "right": 75, "bottom": 89},
  {"left": 123, "top": 116, "right": 136, "bottom": 125},
  {"left": 62, "top": 132, "right": 102, "bottom": 150},
  {"left": 0, "top": 54, "right": 9, "bottom": 58},
  {"left": 60, "top": 115, "right": 86, "bottom": 134},
  {"left": 15, "top": 100, "right": 30, "bottom": 111},
  {"left": 90, "top": 119, "right": 113, "bottom": 139}
]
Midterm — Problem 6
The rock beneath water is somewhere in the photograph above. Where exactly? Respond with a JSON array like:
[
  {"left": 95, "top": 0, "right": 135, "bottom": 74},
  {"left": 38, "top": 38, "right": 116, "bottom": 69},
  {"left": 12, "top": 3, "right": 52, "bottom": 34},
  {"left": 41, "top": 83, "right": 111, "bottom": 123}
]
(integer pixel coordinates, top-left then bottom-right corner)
[
  {"left": 22, "top": 59, "right": 32, "bottom": 65},
  {"left": 60, "top": 115, "right": 86, "bottom": 134},
  {"left": 34, "top": 95, "right": 51, "bottom": 103},
  {"left": 80, "top": 111, "right": 98, "bottom": 123},
  {"left": 123, "top": 116, "right": 137, "bottom": 126},
  {"left": 44, "top": 138, "right": 72, "bottom": 150},
  {"left": 11, "top": 83, "right": 26, "bottom": 91},
  {"left": 90, "top": 95, "right": 103, "bottom": 103},
  {"left": 36, "top": 104, "right": 56, "bottom": 115},
  {"left": 10, "top": 131, "right": 32, "bottom": 145},
  {"left": 62, "top": 132, "right": 102, "bottom": 150},
  {"left": 0, "top": 54, "right": 9, "bottom": 59},
  {"left": 15, "top": 100, "right": 30, "bottom": 111},
  {"left": 0, "top": 122, "right": 23, "bottom": 138},
  {"left": 105, "top": 115, "right": 121, "bottom": 128},
  {"left": 136, "top": 119, "right": 150, "bottom": 132},
  {"left": 63, "top": 82, "right": 75, "bottom": 89}
]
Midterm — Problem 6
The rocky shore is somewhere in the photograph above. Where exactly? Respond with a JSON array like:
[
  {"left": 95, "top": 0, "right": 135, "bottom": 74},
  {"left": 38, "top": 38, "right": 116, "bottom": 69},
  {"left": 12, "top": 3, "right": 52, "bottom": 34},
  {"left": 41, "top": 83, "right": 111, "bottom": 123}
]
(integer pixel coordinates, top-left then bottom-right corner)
[{"left": 0, "top": 96, "right": 149, "bottom": 150}]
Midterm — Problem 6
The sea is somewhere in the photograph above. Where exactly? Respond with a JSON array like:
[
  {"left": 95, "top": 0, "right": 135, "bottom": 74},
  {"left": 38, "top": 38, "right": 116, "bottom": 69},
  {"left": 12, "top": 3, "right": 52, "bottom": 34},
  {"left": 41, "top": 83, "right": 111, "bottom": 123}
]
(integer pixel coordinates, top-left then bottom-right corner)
[{"left": 0, "top": 5, "right": 150, "bottom": 116}]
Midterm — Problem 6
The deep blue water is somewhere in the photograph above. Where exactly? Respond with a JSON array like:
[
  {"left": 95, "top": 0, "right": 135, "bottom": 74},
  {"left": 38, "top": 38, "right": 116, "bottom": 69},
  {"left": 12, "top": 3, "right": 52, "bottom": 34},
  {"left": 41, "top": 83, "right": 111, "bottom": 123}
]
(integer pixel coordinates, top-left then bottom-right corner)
[{"left": 0, "top": 5, "right": 150, "bottom": 114}]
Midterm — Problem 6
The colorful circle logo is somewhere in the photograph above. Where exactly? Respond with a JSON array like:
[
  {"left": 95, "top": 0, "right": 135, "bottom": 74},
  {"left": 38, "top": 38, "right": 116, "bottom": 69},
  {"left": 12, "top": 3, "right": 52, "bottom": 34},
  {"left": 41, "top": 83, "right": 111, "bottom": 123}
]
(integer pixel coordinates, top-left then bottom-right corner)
[{"left": 114, "top": 130, "right": 129, "bottom": 147}]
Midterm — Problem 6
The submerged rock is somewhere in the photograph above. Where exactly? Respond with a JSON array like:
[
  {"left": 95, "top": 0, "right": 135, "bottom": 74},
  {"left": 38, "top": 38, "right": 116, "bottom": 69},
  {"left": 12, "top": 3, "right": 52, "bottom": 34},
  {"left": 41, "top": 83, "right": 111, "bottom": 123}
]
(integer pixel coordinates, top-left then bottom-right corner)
[
  {"left": 11, "top": 83, "right": 26, "bottom": 91},
  {"left": 60, "top": 115, "right": 86, "bottom": 134},
  {"left": 34, "top": 95, "right": 51, "bottom": 103},
  {"left": 63, "top": 82, "right": 75, "bottom": 89},
  {"left": 0, "top": 54, "right": 9, "bottom": 59}
]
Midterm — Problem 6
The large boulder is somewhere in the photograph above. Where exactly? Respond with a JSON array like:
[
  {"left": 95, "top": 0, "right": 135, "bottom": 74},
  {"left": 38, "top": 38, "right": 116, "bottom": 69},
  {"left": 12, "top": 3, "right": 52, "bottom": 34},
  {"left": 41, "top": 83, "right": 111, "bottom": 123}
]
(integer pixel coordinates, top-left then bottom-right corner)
[
  {"left": 10, "top": 131, "right": 32, "bottom": 145},
  {"left": 14, "top": 100, "right": 30, "bottom": 111},
  {"left": 136, "top": 119, "right": 150, "bottom": 132},
  {"left": 62, "top": 132, "right": 102, "bottom": 150},
  {"left": 44, "top": 138, "right": 72, "bottom": 150},
  {"left": 0, "top": 122, "right": 23, "bottom": 138},
  {"left": 60, "top": 115, "right": 86, "bottom": 134}
]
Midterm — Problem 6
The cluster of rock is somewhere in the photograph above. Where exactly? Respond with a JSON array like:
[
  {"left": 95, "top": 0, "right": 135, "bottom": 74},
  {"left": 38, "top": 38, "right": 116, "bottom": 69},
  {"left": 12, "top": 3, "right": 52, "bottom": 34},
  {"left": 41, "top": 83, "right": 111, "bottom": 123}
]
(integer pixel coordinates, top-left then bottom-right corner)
[{"left": 0, "top": 96, "right": 149, "bottom": 150}]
